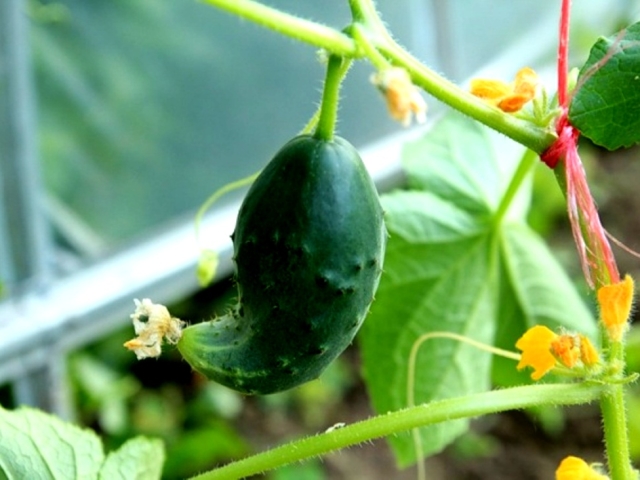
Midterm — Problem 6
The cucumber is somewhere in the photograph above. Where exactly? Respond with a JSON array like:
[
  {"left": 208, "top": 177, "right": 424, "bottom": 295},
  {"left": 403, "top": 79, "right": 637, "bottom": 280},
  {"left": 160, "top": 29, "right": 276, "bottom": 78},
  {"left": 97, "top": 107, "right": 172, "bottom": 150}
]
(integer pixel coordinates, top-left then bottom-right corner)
[{"left": 178, "top": 134, "right": 387, "bottom": 394}]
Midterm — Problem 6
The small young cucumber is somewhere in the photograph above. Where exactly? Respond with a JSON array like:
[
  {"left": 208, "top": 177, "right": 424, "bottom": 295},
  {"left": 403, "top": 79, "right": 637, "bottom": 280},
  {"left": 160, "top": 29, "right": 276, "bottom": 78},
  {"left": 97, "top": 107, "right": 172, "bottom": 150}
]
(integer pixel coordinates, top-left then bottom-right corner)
[{"left": 178, "top": 134, "right": 387, "bottom": 394}]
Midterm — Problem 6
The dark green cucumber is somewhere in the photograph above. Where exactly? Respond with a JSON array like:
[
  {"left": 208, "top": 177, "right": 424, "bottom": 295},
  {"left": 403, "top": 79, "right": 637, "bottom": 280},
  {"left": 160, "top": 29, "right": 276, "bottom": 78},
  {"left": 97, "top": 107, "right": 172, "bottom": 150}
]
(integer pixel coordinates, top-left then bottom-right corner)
[{"left": 178, "top": 134, "right": 387, "bottom": 394}]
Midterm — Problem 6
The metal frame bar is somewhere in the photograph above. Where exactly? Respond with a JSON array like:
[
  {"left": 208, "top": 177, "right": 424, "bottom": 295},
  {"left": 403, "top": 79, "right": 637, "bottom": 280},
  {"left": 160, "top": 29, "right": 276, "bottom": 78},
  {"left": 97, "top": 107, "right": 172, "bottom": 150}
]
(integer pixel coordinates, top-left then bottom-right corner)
[{"left": 0, "top": 0, "right": 53, "bottom": 294}]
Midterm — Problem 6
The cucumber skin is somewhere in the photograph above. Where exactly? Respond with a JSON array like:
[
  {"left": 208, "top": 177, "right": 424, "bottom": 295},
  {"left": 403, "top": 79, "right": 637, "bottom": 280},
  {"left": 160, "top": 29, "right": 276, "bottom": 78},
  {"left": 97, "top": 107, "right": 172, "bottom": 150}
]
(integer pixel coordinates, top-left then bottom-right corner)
[{"left": 178, "top": 135, "right": 387, "bottom": 394}]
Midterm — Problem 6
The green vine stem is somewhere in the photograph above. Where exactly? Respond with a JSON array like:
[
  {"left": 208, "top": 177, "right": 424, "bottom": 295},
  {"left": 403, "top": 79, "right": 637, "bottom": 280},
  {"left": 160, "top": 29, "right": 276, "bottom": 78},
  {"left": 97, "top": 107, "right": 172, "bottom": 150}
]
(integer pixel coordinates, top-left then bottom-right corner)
[
  {"left": 348, "top": 0, "right": 556, "bottom": 152},
  {"left": 602, "top": 382, "right": 636, "bottom": 479},
  {"left": 493, "top": 147, "right": 539, "bottom": 226},
  {"left": 200, "top": 0, "right": 357, "bottom": 56},
  {"left": 377, "top": 41, "right": 555, "bottom": 153},
  {"left": 190, "top": 384, "right": 602, "bottom": 480},
  {"left": 314, "top": 55, "right": 351, "bottom": 141},
  {"left": 602, "top": 339, "right": 636, "bottom": 479},
  {"left": 347, "top": 0, "right": 367, "bottom": 23},
  {"left": 195, "top": 171, "right": 260, "bottom": 251},
  {"left": 200, "top": 0, "right": 557, "bottom": 154},
  {"left": 349, "top": 23, "right": 390, "bottom": 71}
]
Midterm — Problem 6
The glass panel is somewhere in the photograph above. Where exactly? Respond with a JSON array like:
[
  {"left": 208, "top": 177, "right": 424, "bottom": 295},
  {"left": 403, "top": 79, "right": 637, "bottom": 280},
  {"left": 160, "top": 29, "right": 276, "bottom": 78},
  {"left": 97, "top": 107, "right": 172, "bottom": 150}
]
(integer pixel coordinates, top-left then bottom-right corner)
[{"left": 31, "top": 0, "right": 427, "bottom": 250}]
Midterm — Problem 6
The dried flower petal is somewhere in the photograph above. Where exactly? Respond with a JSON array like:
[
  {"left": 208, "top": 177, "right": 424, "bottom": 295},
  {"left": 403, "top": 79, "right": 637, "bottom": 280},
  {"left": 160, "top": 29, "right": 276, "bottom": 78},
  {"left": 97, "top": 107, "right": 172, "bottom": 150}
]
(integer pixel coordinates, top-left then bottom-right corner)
[
  {"left": 556, "top": 456, "right": 609, "bottom": 480},
  {"left": 124, "top": 298, "right": 185, "bottom": 359},
  {"left": 515, "top": 325, "right": 558, "bottom": 380},
  {"left": 371, "top": 67, "right": 427, "bottom": 127},
  {"left": 597, "top": 274, "right": 635, "bottom": 341}
]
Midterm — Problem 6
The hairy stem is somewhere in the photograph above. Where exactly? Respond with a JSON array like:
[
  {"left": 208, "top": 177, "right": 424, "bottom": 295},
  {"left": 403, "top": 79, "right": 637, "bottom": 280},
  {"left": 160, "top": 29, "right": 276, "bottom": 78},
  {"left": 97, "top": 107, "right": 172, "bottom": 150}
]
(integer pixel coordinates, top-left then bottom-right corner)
[
  {"left": 601, "top": 383, "right": 636, "bottom": 479},
  {"left": 602, "top": 340, "right": 636, "bottom": 479},
  {"left": 494, "top": 148, "right": 539, "bottom": 226},
  {"left": 200, "top": 0, "right": 557, "bottom": 154},
  {"left": 314, "top": 55, "right": 351, "bottom": 141},
  {"left": 379, "top": 40, "right": 555, "bottom": 153},
  {"left": 190, "top": 383, "right": 602, "bottom": 480},
  {"left": 201, "top": 0, "right": 357, "bottom": 56}
]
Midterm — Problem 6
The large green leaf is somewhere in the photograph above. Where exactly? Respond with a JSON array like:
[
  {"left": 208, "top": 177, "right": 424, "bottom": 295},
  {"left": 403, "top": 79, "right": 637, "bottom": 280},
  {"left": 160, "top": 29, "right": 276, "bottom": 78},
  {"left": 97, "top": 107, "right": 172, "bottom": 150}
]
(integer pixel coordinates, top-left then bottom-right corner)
[
  {"left": 0, "top": 406, "right": 164, "bottom": 479},
  {"left": 99, "top": 437, "right": 164, "bottom": 480},
  {"left": 360, "top": 112, "right": 595, "bottom": 466},
  {"left": 569, "top": 22, "right": 640, "bottom": 150},
  {"left": 0, "top": 407, "right": 104, "bottom": 479}
]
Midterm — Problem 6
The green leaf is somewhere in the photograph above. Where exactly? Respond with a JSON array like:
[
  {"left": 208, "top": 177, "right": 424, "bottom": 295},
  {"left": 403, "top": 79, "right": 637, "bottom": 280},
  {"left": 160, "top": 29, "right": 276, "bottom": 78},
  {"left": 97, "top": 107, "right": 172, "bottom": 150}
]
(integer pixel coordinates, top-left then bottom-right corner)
[
  {"left": 360, "top": 112, "right": 595, "bottom": 466},
  {"left": 362, "top": 191, "right": 497, "bottom": 465},
  {"left": 99, "top": 437, "right": 164, "bottom": 480},
  {"left": 403, "top": 109, "right": 530, "bottom": 218},
  {"left": 569, "top": 22, "right": 640, "bottom": 150},
  {"left": 0, "top": 406, "right": 104, "bottom": 479},
  {"left": 0, "top": 406, "right": 164, "bottom": 480}
]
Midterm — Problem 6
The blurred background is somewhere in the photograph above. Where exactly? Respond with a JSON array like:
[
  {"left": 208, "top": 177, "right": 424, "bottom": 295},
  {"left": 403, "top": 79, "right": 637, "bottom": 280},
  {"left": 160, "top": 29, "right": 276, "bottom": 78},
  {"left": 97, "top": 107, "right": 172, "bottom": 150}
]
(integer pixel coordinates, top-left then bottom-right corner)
[{"left": 1, "top": 0, "right": 639, "bottom": 478}]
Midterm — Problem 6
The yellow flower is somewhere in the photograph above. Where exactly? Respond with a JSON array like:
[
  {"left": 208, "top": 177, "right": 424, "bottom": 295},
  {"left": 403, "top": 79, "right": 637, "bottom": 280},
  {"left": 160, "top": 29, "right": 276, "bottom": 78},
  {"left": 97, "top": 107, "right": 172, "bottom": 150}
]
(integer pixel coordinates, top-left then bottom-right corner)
[
  {"left": 515, "top": 325, "right": 558, "bottom": 380},
  {"left": 550, "top": 334, "right": 581, "bottom": 368},
  {"left": 516, "top": 327, "right": 601, "bottom": 380},
  {"left": 470, "top": 67, "right": 538, "bottom": 113},
  {"left": 371, "top": 67, "right": 427, "bottom": 127},
  {"left": 579, "top": 335, "right": 600, "bottom": 367},
  {"left": 556, "top": 456, "right": 609, "bottom": 480},
  {"left": 597, "top": 274, "right": 634, "bottom": 342}
]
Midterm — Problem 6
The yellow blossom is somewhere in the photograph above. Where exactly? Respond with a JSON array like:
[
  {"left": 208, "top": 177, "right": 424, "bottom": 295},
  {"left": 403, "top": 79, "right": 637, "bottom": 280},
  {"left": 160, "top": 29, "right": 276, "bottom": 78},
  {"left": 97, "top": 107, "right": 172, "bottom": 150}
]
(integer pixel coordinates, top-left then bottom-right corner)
[
  {"left": 556, "top": 456, "right": 609, "bottom": 480},
  {"left": 515, "top": 325, "right": 558, "bottom": 380},
  {"left": 551, "top": 334, "right": 580, "bottom": 368},
  {"left": 371, "top": 67, "right": 427, "bottom": 127},
  {"left": 513, "top": 67, "right": 538, "bottom": 96},
  {"left": 597, "top": 274, "right": 634, "bottom": 341},
  {"left": 516, "top": 327, "right": 601, "bottom": 380},
  {"left": 470, "top": 67, "right": 538, "bottom": 113},
  {"left": 579, "top": 334, "right": 600, "bottom": 367}
]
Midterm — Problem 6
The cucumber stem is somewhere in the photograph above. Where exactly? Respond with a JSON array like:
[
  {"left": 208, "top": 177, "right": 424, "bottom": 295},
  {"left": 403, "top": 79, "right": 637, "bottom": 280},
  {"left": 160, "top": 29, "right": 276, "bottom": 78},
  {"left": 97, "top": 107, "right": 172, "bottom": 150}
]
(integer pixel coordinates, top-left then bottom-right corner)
[
  {"left": 314, "top": 55, "right": 351, "bottom": 142},
  {"left": 190, "top": 383, "right": 603, "bottom": 480}
]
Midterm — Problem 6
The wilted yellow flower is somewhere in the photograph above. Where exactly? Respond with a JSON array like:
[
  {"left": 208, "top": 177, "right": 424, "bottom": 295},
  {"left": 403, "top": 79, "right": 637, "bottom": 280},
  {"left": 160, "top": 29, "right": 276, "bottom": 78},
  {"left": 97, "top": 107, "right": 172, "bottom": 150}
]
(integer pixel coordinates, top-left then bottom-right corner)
[
  {"left": 556, "top": 456, "right": 609, "bottom": 480},
  {"left": 597, "top": 274, "right": 634, "bottom": 341},
  {"left": 371, "top": 67, "right": 427, "bottom": 127},
  {"left": 470, "top": 67, "right": 538, "bottom": 113}
]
